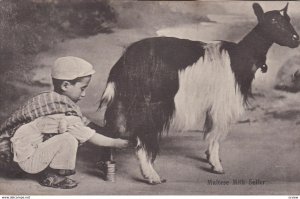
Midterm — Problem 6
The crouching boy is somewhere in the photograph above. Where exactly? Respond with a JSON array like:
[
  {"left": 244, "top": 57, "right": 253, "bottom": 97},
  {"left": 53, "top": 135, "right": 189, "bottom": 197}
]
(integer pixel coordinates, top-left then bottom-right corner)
[{"left": 4, "top": 56, "right": 128, "bottom": 189}]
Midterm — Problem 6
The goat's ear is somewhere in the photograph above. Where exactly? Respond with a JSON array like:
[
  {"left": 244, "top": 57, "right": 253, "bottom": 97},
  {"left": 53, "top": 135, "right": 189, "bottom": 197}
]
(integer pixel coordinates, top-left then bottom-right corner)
[{"left": 253, "top": 3, "right": 264, "bottom": 22}]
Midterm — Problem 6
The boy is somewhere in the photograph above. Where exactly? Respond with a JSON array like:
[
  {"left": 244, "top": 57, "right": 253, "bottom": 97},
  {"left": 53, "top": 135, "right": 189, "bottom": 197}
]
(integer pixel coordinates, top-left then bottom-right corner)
[{"left": 5, "top": 56, "right": 128, "bottom": 189}]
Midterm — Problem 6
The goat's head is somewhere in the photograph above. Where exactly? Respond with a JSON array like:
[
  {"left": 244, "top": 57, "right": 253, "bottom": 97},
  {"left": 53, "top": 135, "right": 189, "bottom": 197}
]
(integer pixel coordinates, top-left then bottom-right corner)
[{"left": 253, "top": 3, "right": 299, "bottom": 48}]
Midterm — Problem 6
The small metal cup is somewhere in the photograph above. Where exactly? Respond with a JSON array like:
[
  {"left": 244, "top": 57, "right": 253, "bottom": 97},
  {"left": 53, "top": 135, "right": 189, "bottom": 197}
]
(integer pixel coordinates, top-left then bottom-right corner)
[
  {"left": 104, "top": 160, "right": 116, "bottom": 182},
  {"left": 97, "top": 149, "right": 116, "bottom": 182},
  {"left": 97, "top": 160, "right": 116, "bottom": 182}
]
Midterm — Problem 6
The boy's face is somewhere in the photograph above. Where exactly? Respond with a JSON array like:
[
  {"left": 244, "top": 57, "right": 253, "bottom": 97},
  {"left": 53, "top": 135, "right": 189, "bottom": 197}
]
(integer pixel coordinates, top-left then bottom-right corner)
[{"left": 63, "top": 76, "right": 92, "bottom": 103}]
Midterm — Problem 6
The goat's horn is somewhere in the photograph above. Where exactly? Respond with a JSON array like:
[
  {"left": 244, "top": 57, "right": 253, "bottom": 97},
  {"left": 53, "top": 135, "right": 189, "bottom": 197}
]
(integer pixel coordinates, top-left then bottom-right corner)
[{"left": 281, "top": 3, "right": 289, "bottom": 13}]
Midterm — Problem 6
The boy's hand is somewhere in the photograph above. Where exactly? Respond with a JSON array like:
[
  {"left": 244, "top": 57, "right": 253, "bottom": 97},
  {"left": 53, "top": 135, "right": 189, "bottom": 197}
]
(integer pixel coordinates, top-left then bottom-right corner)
[{"left": 113, "top": 138, "right": 129, "bottom": 148}]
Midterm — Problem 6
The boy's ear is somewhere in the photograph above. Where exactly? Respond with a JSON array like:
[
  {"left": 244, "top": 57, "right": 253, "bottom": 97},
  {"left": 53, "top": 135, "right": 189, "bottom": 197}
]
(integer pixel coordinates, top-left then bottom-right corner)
[{"left": 61, "top": 81, "right": 71, "bottom": 91}]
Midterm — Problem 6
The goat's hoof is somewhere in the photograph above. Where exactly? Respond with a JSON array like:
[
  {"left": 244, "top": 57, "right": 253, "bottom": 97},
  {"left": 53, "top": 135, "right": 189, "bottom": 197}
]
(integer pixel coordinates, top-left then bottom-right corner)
[
  {"left": 211, "top": 166, "right": 225, "bottom": 174},
  {"left": 147, "top": 178, "right": 167, "bottom": 185}
]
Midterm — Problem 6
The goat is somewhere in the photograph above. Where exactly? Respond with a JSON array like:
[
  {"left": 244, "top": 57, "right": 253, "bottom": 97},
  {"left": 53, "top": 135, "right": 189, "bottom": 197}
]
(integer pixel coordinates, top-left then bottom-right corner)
[{"left": 99, "top": 3, "right": 299, "bottom": 184}]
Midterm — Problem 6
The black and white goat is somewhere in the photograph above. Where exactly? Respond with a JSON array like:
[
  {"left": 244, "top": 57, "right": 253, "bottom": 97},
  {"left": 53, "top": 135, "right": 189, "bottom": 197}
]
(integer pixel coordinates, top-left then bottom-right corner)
[{"left": 99, "top": 3, "right": 299, "bottom": 184}]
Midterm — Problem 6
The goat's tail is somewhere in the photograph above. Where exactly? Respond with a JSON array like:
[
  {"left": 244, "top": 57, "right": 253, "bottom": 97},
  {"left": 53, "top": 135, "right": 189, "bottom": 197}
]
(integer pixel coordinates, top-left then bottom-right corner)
[{"left": 99, "top": 81, "right": 116, "bottom": 111}]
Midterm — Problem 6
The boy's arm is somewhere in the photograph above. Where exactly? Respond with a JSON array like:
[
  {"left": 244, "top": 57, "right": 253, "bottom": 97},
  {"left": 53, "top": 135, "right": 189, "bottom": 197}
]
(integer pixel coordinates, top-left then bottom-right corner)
[
  {"left": 65, "top": 117, "right": 128, "bottom": 148},
  {"left": 87, "top": 133, "right": 128, "bottom": 148},
  {"left": 86, "top": 122, "right": 128, "bottom": 148}
]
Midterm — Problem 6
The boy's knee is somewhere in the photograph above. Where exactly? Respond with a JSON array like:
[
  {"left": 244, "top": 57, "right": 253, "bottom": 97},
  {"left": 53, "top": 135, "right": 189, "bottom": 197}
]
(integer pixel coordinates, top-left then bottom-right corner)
[{"left": 60, "top": 133, "right": 78, "bottom": 148}]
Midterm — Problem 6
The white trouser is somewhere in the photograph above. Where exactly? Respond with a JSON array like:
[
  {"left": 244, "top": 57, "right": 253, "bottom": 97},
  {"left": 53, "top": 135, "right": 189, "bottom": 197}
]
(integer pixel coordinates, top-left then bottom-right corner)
[{"left": 18, "top": 133, "right": 78, "bottom": 174}]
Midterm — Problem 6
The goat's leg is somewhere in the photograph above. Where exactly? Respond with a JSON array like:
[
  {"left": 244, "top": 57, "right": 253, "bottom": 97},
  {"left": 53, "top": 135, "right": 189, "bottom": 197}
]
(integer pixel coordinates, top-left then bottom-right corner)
[
  {"left": 204, "top": 112, "right": 225, "bottom": 174},
  {"left": 206, "top": 135, "right": 224, "bottom": 174},
  {"left": 135, "top": 137, "right": 165, "bottom": 185}
]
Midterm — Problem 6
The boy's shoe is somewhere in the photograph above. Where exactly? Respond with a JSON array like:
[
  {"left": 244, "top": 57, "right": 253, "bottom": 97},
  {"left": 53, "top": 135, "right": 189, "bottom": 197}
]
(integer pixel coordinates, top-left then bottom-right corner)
[
  {"left": 57, "top": 169, "right": 76, "bottom": 176},
  {"left": 39, "top": 173, "right": 78, "bottom": 189}
]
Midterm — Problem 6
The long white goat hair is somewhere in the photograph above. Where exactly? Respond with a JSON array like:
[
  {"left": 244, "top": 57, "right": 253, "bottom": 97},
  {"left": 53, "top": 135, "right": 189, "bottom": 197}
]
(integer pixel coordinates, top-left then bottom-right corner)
[{"left": 172, "top": 43, "right": 245, "bottom": 139}]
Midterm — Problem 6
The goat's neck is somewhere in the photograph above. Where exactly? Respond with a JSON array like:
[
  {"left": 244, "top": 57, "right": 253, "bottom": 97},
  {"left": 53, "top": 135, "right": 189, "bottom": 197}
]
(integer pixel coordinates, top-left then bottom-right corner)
[
  {"left": 231, "top": 25, "right": 273, "bottom": 102},
  {"left": 237, "top": 25, "right": 273, "bottom": 60}
]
